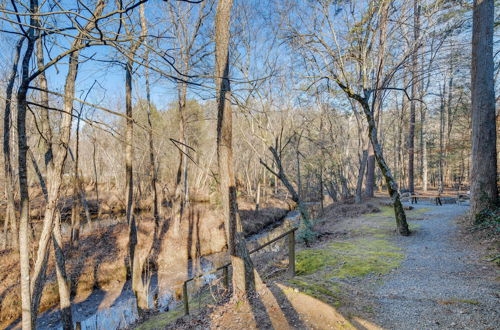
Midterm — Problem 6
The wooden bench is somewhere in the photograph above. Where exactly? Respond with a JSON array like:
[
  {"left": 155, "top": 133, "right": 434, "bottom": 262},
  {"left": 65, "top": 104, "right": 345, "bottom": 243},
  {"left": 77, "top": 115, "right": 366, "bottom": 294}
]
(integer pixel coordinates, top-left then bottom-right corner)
[{"left": 402, "top": 193, "right": 442, "bottom": 206}]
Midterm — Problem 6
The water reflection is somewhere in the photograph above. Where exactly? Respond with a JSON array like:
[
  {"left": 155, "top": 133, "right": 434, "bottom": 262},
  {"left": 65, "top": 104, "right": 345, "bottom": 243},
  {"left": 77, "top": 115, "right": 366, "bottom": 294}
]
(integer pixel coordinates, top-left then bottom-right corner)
[{"left": 35, "top": 258, "right": 215, "bottom": 330}]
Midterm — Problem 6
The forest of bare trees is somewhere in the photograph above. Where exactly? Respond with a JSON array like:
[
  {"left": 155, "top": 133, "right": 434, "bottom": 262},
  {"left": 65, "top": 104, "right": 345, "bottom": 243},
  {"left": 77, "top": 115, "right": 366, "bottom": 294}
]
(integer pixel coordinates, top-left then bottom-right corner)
[{"left": 0, "top": 0, "right": 498, "bottom": 329}]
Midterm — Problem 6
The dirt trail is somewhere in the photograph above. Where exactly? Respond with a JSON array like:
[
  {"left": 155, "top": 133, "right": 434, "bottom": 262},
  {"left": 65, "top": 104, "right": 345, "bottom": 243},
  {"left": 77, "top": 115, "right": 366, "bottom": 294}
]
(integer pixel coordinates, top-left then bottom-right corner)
[{"left": 374, "top": 203, "right": 499, "bottom": 329}]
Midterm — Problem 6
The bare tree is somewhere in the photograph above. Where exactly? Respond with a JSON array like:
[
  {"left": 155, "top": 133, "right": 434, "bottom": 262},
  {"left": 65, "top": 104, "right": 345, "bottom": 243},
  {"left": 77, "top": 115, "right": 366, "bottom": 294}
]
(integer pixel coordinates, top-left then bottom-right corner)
[
  {"left": 12, "top": 1, "right": 107, "bottom": 327},
  {"left": 167, "top": 0, "right": 213, "bottom": 219},
  {"left": 286, "top": 0, "right": 411, "bottom": 235},
  {"left": 2, "top": 37, "right": 23, "bottom": 250},
  {"left": 215, "top": 0, "right": 255, "bottom": 296}
]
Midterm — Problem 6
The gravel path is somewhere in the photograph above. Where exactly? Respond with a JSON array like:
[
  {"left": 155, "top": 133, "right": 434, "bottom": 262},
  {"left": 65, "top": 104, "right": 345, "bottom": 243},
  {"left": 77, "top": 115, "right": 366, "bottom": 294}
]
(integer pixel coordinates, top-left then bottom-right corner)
[{"left": 374, "top": 203, "right": 499, "bottom": 329}]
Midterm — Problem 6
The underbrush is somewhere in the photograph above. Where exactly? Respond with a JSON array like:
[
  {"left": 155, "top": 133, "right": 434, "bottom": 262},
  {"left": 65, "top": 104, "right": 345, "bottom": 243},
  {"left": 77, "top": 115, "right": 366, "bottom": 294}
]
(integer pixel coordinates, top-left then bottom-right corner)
[{"left": 474, "top": 203, "right": 500, "bottom": 236}]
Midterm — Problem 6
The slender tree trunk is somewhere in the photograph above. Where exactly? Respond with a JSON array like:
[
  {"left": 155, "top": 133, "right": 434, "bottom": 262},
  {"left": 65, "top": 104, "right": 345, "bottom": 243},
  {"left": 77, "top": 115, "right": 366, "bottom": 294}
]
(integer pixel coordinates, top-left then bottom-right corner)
[
  {"left": 408, "top": 0, "right": 420, "bottom": 193},
  {"left": 295, "top": 141, "right": 302, "bottom": 201},
  {"left": 71, "top": 108, "right": 82, "bottom": 248},
  {"left": 2, "top": 37, "right": 23, "bottom": 250},
  {"left": 365, "top": 0, "right": 390, "bottom": 198},
  {"left": 215, "top": 0, "right": 255, "bottom": 296},
  {"left": 356, "top": 147, "right": 368, "bottom": 204},
  {"left": 127, "top": 5, "right": 149, "bottom": 311},
  {"left": 145, "top": 57, "right": 160, "bottom": 232},
  {"left": 255, "top": 182, "right": 261, "bottom": 211},
  {"left": 52, "top": 212, "right": 73, "bottom": 330},
  {"left": 470, "top": 0, "right": 498, "bottom": 218},
  {"left": 365, "top": 144, "right": 375, "bottom": 197},
  {"left": 422, "top": 135, "right": 428, "bottom": 192},
  {"left": 420, "top": 102, "right": 428, "bottom": 192},
  {"left": 363, "top": 101, "right": 409, "bottom": 235},
  {"left": 334, "top": 79, "right": 409, "bottom": 235},
  {"left": 93, "top": 137, "right": 101, "bottom": 219},
  {"left": 125, "top": 59, "right": 137, "bottom": 279},
  {"left": 17, "top": 4, "right": 37, "bottom": 325},
  {"left": 439, "top": 81, "right": 445, "bottom": 193}
]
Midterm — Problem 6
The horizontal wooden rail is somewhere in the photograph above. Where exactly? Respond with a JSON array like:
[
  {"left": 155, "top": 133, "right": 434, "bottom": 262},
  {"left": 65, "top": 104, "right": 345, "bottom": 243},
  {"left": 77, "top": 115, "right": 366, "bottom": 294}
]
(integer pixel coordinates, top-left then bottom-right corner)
[{"left": 182, "top": 226, "right": 298, "bottom": 315}]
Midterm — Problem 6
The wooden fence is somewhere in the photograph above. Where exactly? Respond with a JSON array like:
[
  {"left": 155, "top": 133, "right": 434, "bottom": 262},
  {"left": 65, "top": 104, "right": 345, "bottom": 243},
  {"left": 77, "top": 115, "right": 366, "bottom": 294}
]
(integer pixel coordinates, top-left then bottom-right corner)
[{"left": 182, "top": 226, "right": 298, "bottom": 315}]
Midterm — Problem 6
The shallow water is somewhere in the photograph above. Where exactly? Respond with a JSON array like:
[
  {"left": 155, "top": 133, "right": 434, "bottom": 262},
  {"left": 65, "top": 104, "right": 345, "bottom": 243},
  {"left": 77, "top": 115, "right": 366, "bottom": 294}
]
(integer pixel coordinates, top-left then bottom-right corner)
[{"left": 32, "top": 258, "right": 215, "bottom": 330}]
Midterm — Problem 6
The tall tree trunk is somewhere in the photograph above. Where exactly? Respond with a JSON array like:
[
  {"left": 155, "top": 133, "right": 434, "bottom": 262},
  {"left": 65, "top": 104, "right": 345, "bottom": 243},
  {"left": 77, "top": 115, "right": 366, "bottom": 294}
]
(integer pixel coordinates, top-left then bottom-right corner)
[
  {"left": 17, "top": 2, "right": 37, "bottom": 325},
  {"left": 366, "top": 0, "right": 390, "bottom": 198},
  {"left": 470, "top": 0, "right": 498, "bottom": 218},
  {"left": 174, "top": 83, "right": 189, "bottom": 212},
  {"left": 34, "top": 33, "right": 74, "bottom": 329},
  {"left": 422, "top": 130, "right": 428, "bottom": 192},
  {"left": 71, "top": 107, "right": 82, "bottom": 247},
  {"left": 93, "top": 136, "right": 101, "bottom": 219},
  {"left": 145, "top": 57, "right": 160, "bottom": 232},
  {"left": 2, "top": 37, "right": 23, "bottom": 250},
  {"left": 295, "top": 138, "right": 302, "bottom": 201},
  {"left": 408, "top": 0, "right": 420, "bottom": 193},
  {"left": 126, "top": 4, "right": 149, "bottom": 311},
  {"left": 420, "top": 101, "right": 427, "bottom": 192},
  {"left": 439, "top": 81, "right": 445, "bottom": 193},
  {"left": 125, "top": 58, "right": 138, "bottom": 280},
  {"left": 215, "top": 0, "right": 255, "bottom": 296}
]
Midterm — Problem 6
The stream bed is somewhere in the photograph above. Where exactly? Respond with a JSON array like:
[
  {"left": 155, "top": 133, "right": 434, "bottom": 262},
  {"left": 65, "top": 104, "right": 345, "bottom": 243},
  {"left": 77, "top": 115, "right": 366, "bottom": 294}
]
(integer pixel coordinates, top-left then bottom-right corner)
[{"left": 22, "top": 210, "right": 301, "bottom": 330}]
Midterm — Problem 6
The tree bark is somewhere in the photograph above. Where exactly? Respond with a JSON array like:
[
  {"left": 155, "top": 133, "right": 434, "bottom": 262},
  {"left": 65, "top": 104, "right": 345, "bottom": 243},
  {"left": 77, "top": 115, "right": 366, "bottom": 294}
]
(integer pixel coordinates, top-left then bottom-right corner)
[
  {"left": 439, "top": 80, "right": 445, "bottom": 193},
  {"left": 356, "top": 148, "right": 368, "bottom": 204},
  {"left": 145, "top": 55, "right": 160, "bottom": 232},
  {"left": 215, "top": 0, "right": 255, "bottom": 296},
  {"left": 125, "top": 4, "right": 150, "bottom": 312},
  {"left": 408, "top": 0, "right": 420, "bottom": 193},
  {"left": 17, "top": 2, "right": 37, "bottom": 326},
  {"left": 470, "top": 0, "right": 498, "bottom": 218},
  {"left": 365, "top": 144, "right": 375, "bottom": 197},
  {"left": 52, "top": 212, "right": 73, "bottom": 330},
  {"left": 71, "top": 106, "right": 82, "bottom": 248},
  {"left": 2, "top": 36, "right": 23, "bottom": 250}
]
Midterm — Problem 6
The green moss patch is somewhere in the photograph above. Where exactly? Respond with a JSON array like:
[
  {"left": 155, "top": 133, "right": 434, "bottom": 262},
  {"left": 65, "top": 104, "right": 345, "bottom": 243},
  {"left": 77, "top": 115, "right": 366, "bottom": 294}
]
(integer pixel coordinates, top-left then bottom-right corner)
[
  {"left": 296, "top": 249, "right": 339, "bottom": 275},
  {"left": 354, "top": 225, "right": 398, "bottom": 238},
  {"left": 296, "top": 238, "right": 404, "bottom": 279},
  {"left": 135, "top": 309, "right": 183, "bottom": 330}
]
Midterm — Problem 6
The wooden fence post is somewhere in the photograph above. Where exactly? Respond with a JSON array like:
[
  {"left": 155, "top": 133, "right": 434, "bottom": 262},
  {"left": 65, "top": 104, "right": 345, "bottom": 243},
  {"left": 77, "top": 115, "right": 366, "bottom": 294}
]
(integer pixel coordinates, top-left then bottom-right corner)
[
  {"left": 223, "top": 265, "right": 229, "bottom": 289},
  {"left": 288, "top": 229, "right": 295, "bottom": 276},
  {"left": 183, "top": 281, "right": 189, "bottom": 315}
]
